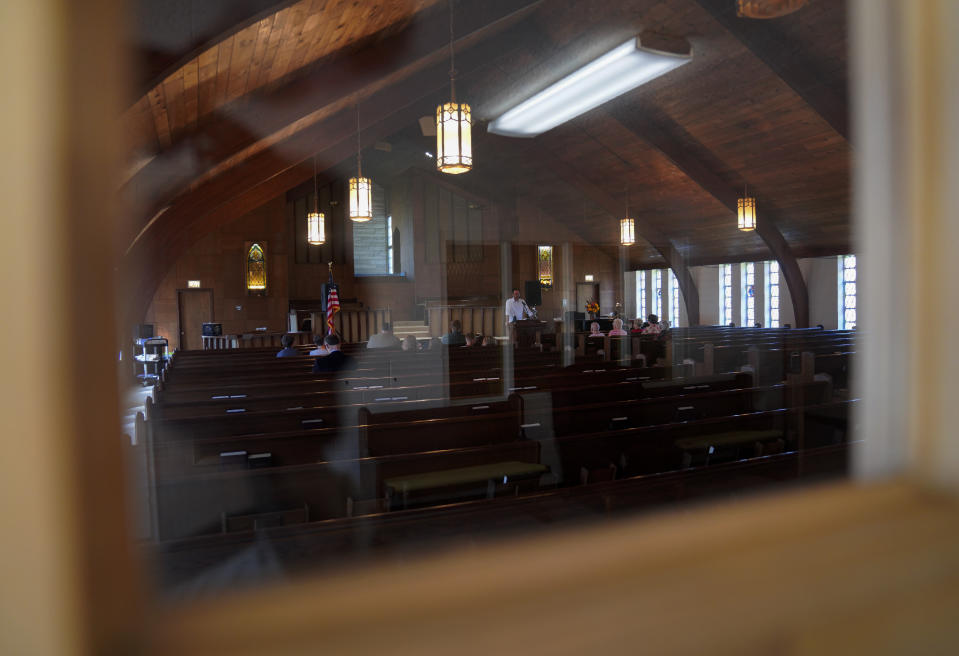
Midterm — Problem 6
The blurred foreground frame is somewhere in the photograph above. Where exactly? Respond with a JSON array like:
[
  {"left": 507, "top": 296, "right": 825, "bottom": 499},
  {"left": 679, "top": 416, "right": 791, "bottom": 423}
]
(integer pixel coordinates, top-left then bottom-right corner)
[{"left": 2, "top": 0, "right": 959, "bottom": 654}]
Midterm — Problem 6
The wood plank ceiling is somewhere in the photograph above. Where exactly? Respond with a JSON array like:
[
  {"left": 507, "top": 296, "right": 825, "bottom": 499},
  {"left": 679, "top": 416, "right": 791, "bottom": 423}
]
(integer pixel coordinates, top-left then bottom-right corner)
[
  {"left": 119, "top": 0, "right": 850, "bottom": 319},
  {"left": 124, "top": 0, "right": 444, "bottom": 155}
]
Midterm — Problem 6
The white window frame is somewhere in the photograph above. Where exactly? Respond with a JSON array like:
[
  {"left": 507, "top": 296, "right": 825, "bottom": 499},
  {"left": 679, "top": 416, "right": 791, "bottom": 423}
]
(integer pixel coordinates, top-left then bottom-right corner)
[
  {"left": 652, "top": 269, "right": 662, "bottom": 318},
  {"left": 387, "top": 214, "right": 394, "bottom": 274},
  {"left": 719, "top": 263, "right": 733, "bottom": 326},
  {"left": 765, "top": 260, "right": 780, "bottom": 328},
  {"left": 839, "top": 254, "right": 857, "bottom": 329},
  {"left": 669, "top": 271, "right": 680, "bottom": 327},
  {"left": 635, "top": 270, "right": 647, "bottom": 321},
  {"left": 742, "top": 262, "right": 755, "bottom": 327}
]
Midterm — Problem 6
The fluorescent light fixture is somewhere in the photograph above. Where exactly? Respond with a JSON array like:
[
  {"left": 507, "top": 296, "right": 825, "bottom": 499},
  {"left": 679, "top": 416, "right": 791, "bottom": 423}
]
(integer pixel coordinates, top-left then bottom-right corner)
[{"left": 489, "top": 35, "right": 692, "bottom": 138}]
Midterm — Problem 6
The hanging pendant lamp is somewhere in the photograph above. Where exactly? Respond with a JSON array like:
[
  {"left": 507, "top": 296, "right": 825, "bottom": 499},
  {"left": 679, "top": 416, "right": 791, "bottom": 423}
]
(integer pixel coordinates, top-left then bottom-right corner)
[
  {"left": 307, "top": 155, "right": 326, "bottom": 245},
  {"left": 349, "top": 105, "right": 373, "bottom": 222},
  {"left": 620, "top": 185, "right": 635, "bottom": 246},
  {"left": 737, "top": 0, "right": 807, "bottom": 19},
  {"left": 436, "top": 0, "right": 472, "bottom": 174},
  {"left": 737, "top": 185, "right": 756, "bottom": 231}
]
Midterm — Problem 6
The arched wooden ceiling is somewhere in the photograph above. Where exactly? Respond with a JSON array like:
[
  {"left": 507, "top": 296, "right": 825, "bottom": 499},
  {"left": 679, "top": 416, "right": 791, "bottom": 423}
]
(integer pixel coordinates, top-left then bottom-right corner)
[
  {"left": 124, "top": 0, "right": 443, "bottom": 155},
  {"left": 119, "top": 0, "right": 850, "bottom": 327}
]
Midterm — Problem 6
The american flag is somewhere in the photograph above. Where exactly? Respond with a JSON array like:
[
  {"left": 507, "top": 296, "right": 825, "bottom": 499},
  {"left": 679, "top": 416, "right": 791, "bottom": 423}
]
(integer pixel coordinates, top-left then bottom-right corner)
[{"left": 326, "top": 267, "right": 340, "bottom": 336}]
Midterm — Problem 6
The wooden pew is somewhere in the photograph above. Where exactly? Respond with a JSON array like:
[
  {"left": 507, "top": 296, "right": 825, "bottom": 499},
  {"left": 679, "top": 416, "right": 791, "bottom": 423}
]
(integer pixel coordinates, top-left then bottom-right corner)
[
  {"left": 152, "top": 408, "right": 525, "bottom": 481},
  {"left": 154, "top": 439, "right": 542, "bottom": 541},
  {"left": 151, "top": 397, "right": 520, "bottom": 443},
  {"left": 153, "top": 442, "right": 852, "bottom": 590}
]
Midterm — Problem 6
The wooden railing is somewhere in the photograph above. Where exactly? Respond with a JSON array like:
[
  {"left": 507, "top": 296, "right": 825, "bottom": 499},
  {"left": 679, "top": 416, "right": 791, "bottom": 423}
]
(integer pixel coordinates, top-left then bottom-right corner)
[
  {"left": 428, "top": 305, "right": 504, "bottom": 338},
  {"left": 328, "top": 309, "right": 392, "bottom": 344},
  {"left": 201, "top": 332, "right": 313, "bottom": 350}
]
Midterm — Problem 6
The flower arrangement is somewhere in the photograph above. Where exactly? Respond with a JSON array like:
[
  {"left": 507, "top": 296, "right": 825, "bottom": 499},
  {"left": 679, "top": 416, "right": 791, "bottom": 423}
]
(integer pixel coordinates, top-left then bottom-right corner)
[{"left": 585, "top": 300, "right": 600, "bottom": 315}]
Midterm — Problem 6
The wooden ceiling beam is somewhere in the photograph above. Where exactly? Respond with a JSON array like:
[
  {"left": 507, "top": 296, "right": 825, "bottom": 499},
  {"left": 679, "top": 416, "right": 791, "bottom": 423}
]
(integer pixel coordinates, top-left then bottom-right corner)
[
  {"left": 607, "top": 103, "right": 809, "bottom": 327},
  {"left": 693, "top": 0, "right": 849, "bottom": 142},
  {"left": 131, "top": 0, "right": 296, "bottom": 99},
  {"left": 124, "top": 0, "right": 541, "bottom": 228},
  {"left": 521, "top": 138, "right": 700, "bottom": 325},
  {"left": 120, "top": 8, "right": 541, "bottom": 321}
]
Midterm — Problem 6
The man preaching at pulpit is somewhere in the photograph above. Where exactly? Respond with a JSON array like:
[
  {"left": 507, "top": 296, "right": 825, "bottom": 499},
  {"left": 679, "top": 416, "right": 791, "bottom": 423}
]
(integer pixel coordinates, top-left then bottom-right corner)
[{"left": 505, "top": 288, "right": 535, "bottom": 345}]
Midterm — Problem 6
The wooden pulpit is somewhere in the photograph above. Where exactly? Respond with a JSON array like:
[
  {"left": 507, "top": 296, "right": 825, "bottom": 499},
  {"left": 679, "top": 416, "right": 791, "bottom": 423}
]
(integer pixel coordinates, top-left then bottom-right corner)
[{"left": 511, "top": 319, "right": 547, "bottom": 349}]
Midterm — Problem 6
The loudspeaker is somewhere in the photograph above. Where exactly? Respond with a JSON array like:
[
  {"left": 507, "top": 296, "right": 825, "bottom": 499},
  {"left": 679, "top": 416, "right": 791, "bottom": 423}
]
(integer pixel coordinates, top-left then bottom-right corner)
[
  {"left": 134, "top": 324, "right": 154, "bottom": 339},
  {"left": 524, "top": 280, "right": 542, "bottom": 307}
]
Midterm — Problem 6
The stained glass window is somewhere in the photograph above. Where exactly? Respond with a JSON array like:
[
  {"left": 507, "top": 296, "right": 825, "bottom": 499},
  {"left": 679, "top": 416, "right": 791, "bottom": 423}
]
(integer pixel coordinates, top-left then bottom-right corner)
[
  {"left": 742, "top": 262, "right": 755, "bottom": 327},
  {"left": 839, "top": 254, "right": 857, "bottom": 329},
  {"left": 720, "top": 263, "right": 733, "bottom": 325},
  {"left": 765, "top": 260, "right": 780, "bottom": 328},
  {"left": 537, "top": 246, "right": 553, "bottom": 288},
  {"left": 246, "top": 242, "right": 267, "bottom": 291},
  {"left": 636, "top": 270, "right": 646, "bottom": 321},
  {"left": 669, "top": 271, "right": 680, "bottom": 327}
]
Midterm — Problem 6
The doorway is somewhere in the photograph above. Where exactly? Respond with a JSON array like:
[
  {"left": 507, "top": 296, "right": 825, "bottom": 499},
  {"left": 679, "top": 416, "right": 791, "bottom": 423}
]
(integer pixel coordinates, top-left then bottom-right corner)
[
  {"left": 576, "top": 282, "right": 599, "bottom": 315},
  {"left": 177, "top": 289, "right": 213, "bottom": 350}
]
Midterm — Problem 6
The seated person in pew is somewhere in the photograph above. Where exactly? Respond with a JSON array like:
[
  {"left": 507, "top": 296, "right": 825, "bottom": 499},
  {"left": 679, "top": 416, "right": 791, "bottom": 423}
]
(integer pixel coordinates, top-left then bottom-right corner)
[
  {"left": 309, "top": 334, "right": 327, "bottom": 357},
  {"left": 441, "top": 319, "right": 467, "bottom": 346},
  {"left": 643, "top": 314, "right": 663, "bottom": 335},
  {"left": 367, "top": 322, "right": 402, "bottom": 350},
  {"left": 609, "top": 318, "right": 628, "bottom": 336},
  {"left": 589, "top": 322, "right": 605, "bottom": 337},
  {"left": 402, "top": 335, "right": 419, "bottom": 352},
  {"left": 630, "top": 319, "right": 644, "bottom": 334},
  {"left": 312, "top": 334, "right": 355, "bottom": 373},
  {"left": 276, "top": 334, "right": 299, "bottom": 358}
]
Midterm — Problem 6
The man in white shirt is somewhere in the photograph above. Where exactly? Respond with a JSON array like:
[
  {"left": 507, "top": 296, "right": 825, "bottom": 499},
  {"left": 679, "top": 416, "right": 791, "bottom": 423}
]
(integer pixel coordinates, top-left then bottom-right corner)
[
  {"left": 505, "top": 288, "right": 536, "bottom": 345},
  {"left": 504, "top": 288, "right": 531, "bottom": 325}
]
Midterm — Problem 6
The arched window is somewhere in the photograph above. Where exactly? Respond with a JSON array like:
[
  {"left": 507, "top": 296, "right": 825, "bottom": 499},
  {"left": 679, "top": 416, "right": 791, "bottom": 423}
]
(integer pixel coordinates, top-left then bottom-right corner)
[{"left": 246, "top": 242, "right": 267, "bottom": 292}]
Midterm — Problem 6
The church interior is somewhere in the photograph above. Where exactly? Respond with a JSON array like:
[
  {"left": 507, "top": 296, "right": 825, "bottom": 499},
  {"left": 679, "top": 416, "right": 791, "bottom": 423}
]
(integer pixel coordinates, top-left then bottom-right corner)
[{"left": 4, "top": 0, "right": 959, "bottom": 653}]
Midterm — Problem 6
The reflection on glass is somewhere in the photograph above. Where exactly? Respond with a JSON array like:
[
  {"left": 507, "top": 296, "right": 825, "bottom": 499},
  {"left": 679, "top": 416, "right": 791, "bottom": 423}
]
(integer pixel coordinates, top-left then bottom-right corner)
[{"left": 117, "top": 0, "right": 854, "bottom": 603}]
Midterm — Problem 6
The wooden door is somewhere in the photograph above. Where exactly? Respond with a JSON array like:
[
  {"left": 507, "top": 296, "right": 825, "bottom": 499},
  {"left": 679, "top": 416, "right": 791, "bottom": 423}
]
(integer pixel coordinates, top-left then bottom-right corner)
[{"left": 177, "top": 289, "right": 213, "bottom": 350}]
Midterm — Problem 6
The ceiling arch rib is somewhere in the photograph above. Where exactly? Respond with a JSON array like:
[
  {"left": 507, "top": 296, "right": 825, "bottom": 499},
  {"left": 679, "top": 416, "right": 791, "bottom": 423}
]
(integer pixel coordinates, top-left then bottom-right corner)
[
  {"left": 122, "top": 0, "right": 542, "bottom": 247},
  {"left": 524, "top": 138, "right": 701, "bottom": 326},
  {"left": 606, "top": 102, "right": 810, "bottom": 327},
  {"left": 119, "top": 11, "right": 540, "bottom": 324},
  {"left": 123, "top": 0, "right": 448, "bottom": 157}
]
